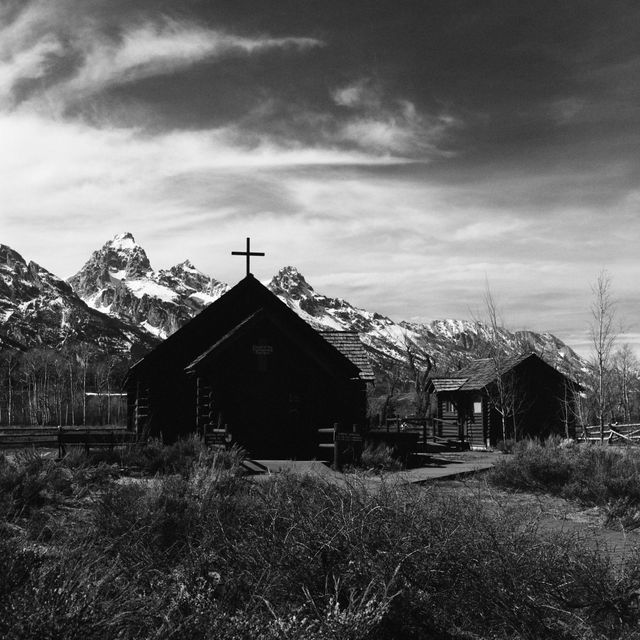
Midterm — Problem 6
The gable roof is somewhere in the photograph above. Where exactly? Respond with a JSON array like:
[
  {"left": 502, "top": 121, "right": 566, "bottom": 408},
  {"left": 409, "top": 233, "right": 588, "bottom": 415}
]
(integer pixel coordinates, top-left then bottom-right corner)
[
  {"left": 451, "top": 353, "right": 530, "bottom": 390},
  {"left": 430, "top": 378, "right": 468, "bottom": 392},
  {"left": 126, "top": 274, "right": 364, "bottom": 384},
  {"left": 430, "top": 352, "right": 570, "bottom": 392},
  {"left": 319, "top": 331, "right": 375, "bottom": 381},
  {"left": 185, "top": 308, "right": 265, "bottom": 371},
  {"left": 185, "top": 310, "right": 368, "bottom": 382}
]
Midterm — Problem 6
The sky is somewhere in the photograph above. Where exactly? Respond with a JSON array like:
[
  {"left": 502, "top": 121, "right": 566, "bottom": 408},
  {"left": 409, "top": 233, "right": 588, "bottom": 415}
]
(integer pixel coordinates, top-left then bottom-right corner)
[{"left": 1, "top": 0, "right": 640, "bottom": 357}]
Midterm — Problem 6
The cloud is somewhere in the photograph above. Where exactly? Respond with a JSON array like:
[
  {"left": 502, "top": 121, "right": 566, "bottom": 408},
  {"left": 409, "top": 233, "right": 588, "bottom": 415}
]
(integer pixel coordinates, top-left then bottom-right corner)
[
  {"left": 231, "top": 79, "right": 459, "bottom": 159},
  {"left": 331, "top": 79, "right": 459, "bottom": 156},
  {"left": 0, "top": 110, "right": 412, "bottom": 247},
  {"left": 0, "top": 2, "right": 322, "bottom": 112},
  {"left": 56, "top": 20, "right": 322, "bottom": 105},
  {"left": 332, "top": 79, "right": 382, "bottom": 109},
  {"left": 0, "top": 36, "right": 62, "bottom": 107}
]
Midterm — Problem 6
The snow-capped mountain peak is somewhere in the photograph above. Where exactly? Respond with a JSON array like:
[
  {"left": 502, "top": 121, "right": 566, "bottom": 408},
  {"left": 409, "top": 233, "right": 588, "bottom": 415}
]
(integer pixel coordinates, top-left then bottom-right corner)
[
  {"left": 178, "top": 258, "right": 196, "bottom": 269},
  {"left": 268, "top": 266, "right": 315, "bottom": 300},
  {"left": 68, "top": 234, "right": 229, "bottom": 339},
  {"left": 0, "top": 241, "right": 151, "bottom": 351},
  {"left": 62, "top": 235, "right": 586, "bottom": 378},
  {"left": 109, "top": 232, "right": 138, "bottom": 251}
]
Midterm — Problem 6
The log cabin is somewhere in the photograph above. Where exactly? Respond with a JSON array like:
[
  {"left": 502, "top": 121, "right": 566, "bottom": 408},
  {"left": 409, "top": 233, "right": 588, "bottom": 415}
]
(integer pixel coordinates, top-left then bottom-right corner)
[
  {"left": 428, "top": 353, "right": 579, "bottom": 449},
  {"left": 124, "top": 274, "right": 374, "bottom": 458}
]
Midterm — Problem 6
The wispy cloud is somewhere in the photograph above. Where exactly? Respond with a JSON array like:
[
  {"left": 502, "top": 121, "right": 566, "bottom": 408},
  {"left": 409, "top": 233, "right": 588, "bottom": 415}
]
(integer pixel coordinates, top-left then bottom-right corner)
[
  {"left": 230, "top": 78, "right": 459, "bottom": 159},
  {"left": 51, "top": 20, "right": 322, "bottom": 108},
  {"left": 0, "top": 36, "right": 62, "bottom": 107},
  {"left": 331, "top": 79, "right": 458, "bottom": 156},
  {"left": 0, "top": 2, "right": 322, "bottom": 112}
]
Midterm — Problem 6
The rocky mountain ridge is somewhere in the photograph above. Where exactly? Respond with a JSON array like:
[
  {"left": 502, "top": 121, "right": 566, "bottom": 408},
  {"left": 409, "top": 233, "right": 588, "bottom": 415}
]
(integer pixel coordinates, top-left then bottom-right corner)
[
  {"left": 68, "top": 233, "right": 228, "bottom": 339},
  {"left": 0, "top": 234, "right": 586, "bottom": 380},
  {"left": 266, "top": 266, "right": 584, "bottom": 378},
  {"left": 0, "top": 243, "right": 153, "bottom": 354}
]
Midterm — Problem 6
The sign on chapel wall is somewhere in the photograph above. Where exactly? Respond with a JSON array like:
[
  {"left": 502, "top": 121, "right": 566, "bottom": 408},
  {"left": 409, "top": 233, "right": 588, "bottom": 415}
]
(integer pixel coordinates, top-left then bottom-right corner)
[{"left": 252, "top": 344, "right": 274, "bottom": 356}]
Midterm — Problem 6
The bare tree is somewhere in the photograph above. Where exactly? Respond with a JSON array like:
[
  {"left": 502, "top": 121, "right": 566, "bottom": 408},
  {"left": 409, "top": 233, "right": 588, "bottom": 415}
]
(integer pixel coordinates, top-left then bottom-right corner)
[
  {"left": 475, "top": 283, "right": 540, "bottom": 443},
  {"left": 589, "top": 270, "right": 617, "bottom": 441},
  {"left": 554, "top": 375, "right": 587, "bottom": 441},
  {"left": 611, "top": 343, "right": 638, "bottom": 423},
  {"left": 403, "top": 333, "right": 433, "bottom": 418},
  {"left": 481, "top": 284, "right": 510, "bottom": 442},
  {"left": 380, "top": 361, "right": 403, "bottom": 425},
  {"left": 0, "top": 349, "right": 19, "bottom": 425}
]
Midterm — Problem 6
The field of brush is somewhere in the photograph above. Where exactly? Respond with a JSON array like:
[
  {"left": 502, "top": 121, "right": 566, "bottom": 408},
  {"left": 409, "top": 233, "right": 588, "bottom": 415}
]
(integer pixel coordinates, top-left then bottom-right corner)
[{"left": 2, "top": 437, "right": 640, "bottom": 639}]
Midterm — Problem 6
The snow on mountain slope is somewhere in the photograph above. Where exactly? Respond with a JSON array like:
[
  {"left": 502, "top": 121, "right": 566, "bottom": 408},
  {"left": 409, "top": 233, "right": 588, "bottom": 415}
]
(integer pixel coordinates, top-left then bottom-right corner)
[
  {"left": 68, "top": 234, "right": 228, "bottom": 339},
  {"left": 266, "top": 266, "right": 586, "bottom": 378},
  {"left": 65, "top": 236, "right": 586, "bottom": 379},
  {"left": 267, "top": 266, "right": 424, "bottom": 364},
  {"left": 0, "top": 243, "right": 152, "bottom": 352}
]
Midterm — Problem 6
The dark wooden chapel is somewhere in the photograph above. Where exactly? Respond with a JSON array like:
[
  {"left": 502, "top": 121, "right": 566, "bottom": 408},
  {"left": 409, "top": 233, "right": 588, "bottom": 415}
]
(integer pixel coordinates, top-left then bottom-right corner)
[{"left": 124, "top": 272, "right": 373, "bottom": 459}]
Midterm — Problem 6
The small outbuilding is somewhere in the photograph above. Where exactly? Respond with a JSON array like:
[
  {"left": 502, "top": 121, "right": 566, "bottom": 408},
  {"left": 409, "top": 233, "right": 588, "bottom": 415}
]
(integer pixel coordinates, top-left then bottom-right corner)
[
  {"left": 124, "top": 274, "right": 374, "bottom": 459},
  {"left": 428, "top": 353, "right": 579, "bottom": 449}
]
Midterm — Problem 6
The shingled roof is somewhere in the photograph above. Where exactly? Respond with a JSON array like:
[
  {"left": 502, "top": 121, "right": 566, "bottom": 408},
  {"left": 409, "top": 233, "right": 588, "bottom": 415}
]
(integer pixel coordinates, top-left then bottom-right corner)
[
  {"left": 430, "top": 378, "right": 468, "bottom": 392},
  {"left": 431, "top": 353, "right": 533, "bottom": 392},
  {"left": 319, "top": 331, "right": 375, "bottom": 381}
]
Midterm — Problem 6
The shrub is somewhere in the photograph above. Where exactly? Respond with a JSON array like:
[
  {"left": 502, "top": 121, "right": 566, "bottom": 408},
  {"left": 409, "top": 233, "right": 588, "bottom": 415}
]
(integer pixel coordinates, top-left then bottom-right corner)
[
  {"left": 0, "top": 450, "right": 74, "bottom": 517},
  {"left": 490, "top": 437, "right": 573, "bottom": 492},
  {"left": 5, "top": 449, "right": 640, "bottom": 639},
  {"left": 360, "top": 443, "right": 402, "bottom": 471},
  {"left": 495, "top": 438, "right": 516, "bottom": 453},
  {"left": 490, "top": 438, "right": 640, "bottom": 523},
  {"left": 60, "top": 437, "right": 246, "bottom": 481}
]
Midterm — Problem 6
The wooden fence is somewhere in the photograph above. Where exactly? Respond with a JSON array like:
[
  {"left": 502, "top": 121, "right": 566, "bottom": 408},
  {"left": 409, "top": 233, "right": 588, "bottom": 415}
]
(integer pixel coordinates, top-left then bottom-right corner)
[
  {"left": 379, "top": 417, "right": 465, "bottom": 450},
  {"left": 578, "top": 423, "right": 640, "bottom": 444},
  {"left": 318, "top": 423, "right": 362, "bottom": 469},
  {"left": 0, "top": 426, "right": 138, "bottom": 457}
]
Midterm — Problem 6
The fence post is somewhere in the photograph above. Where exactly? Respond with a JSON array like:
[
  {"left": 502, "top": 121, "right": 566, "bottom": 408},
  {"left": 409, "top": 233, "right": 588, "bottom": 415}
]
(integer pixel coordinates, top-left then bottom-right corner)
[
  {"left": 57, "top": 426, "right": 65, "bottom": 459},
  {"left": 333, "top": 422, "right": 340, "bottom": 470}
]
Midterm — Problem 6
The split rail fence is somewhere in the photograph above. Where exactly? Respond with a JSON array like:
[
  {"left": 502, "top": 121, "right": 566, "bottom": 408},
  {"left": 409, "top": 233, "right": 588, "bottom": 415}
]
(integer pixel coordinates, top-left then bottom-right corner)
[
  {"left": 578, "top": 423, "right": 640, "bottom": 444},
  {"left": 0, "top": 426, "right": 138, "bottom": 457}
]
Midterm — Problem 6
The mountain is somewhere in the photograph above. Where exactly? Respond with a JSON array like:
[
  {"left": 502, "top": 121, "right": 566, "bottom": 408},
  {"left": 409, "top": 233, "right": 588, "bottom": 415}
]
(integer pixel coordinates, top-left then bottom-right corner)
[
  {"left": 63, "top": 234, "right": 586, "bottom": 379},
  {"left": 0, "top": 243, "right": 153, "bottom": 353},
  {"left": 0, "top": 234, "right": 585, "bottom": 383},
  {"left": 68, "top": 233, "right": 228, "bottom": 339},
  {"left": 266, "top": 267, "right": 585, "bottom": 378}
]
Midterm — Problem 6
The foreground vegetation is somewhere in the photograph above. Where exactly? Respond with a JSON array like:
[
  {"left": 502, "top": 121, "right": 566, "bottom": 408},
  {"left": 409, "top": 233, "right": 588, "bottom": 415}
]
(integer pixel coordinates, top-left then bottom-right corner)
[
  {"left": 489, "top": 438, "right": 640, "bottom": 528},
  {"left": 2, "top": 439, "right": 640, "bottom": 639}
]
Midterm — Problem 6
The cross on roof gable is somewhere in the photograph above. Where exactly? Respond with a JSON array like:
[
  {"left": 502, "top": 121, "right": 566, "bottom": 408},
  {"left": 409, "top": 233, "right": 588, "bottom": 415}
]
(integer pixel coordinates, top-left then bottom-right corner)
[{"left": 231, "top": 237, "right": 264, "bottom": 276}]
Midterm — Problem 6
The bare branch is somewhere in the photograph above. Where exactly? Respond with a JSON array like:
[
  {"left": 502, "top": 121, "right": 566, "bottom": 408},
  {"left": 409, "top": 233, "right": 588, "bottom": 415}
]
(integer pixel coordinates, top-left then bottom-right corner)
[{"left": 589, "top": 269, "right": 617, "bottom": 439}]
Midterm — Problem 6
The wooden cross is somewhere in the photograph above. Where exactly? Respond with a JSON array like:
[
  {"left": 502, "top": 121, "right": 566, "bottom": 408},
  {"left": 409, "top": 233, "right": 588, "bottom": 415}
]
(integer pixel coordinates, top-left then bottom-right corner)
[{"left": 231, "top": 237, "right": 265, "bottom": 276}]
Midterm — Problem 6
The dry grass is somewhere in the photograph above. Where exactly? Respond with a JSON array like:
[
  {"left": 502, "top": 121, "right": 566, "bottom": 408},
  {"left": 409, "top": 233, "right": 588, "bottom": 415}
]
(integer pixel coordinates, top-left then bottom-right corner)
[
  {"left": 2, "top": 441, "right": 640, "bottom": 639},
  {"left": 489, "top": 438, "right": 640, "bottom": 528}
]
